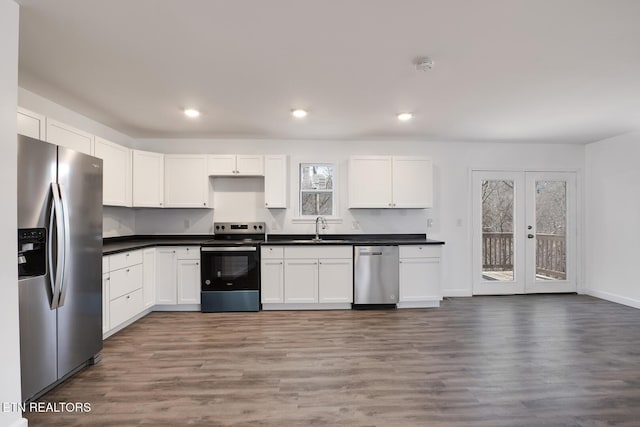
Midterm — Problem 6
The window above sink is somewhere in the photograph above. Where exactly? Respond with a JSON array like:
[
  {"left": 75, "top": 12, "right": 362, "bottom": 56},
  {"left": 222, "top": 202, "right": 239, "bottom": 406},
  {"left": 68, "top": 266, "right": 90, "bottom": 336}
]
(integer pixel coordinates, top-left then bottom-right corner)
[{"left": 299, "top": 163, "right": 336, "bottom": 217}]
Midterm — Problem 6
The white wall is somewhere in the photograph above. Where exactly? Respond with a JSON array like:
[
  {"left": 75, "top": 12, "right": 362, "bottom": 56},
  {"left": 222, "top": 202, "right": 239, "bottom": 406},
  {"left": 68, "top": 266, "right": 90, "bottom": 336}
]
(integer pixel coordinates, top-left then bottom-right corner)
[
  {"left": 585, "top": 132, "right": 640, "bottom": 308},
  {"left": 18, "top": 88, "right": 134, "bottom": 147},
  {"left": 103, "top": 206, "right": 135, "bottom": 237},
  {"left": 1, "top": 2, "right": 28, "bottom": 427},
  {"left": 136, "top": 138, "right": 585, "bottom": 296}
]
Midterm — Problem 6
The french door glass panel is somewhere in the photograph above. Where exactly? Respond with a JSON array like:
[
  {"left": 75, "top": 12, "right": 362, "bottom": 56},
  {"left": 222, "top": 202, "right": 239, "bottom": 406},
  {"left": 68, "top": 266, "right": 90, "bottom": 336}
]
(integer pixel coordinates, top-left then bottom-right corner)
[
  {"left": 473, "top": 171, "right": 576, "bottom": 295},
  {"left": 525, "top": 172, "right": 576, "bottom": 293},
  {"left": 481, "top": 179, "right": 515, "bottom": 282},
  {"left": 472, "top": 171, "right": 525, "bottom": 295}
]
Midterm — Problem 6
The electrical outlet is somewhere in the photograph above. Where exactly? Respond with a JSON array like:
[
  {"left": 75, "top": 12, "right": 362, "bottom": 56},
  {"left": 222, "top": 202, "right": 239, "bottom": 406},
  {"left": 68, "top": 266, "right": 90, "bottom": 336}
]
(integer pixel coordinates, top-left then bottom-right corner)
[
  {"left": 351, "top": 221, "right": 360, "bottom": 230},
  {"left": 427, "top": 218, "right": 433, "bottom": 228},
  {"left": 271, "top": 221, "right": 279, "bottom": 231}
]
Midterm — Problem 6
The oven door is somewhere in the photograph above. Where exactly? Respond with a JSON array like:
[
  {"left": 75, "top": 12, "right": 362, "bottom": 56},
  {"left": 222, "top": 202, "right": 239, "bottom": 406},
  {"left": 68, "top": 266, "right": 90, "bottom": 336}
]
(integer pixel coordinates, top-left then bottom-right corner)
[{"left": 200, "top": 247, "right": 259, "bottom": 291}]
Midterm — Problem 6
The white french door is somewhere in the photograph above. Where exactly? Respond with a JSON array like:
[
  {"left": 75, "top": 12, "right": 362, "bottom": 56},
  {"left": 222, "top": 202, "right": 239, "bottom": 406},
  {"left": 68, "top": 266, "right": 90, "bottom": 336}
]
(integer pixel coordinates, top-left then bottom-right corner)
[{"left": 472, "top": 170, "right": 577, "bottom": 295}]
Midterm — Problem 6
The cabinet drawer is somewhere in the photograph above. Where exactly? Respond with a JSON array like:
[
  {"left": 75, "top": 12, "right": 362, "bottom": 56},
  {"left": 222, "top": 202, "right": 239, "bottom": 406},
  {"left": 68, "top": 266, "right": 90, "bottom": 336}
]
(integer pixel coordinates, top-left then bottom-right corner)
[
  {"left": 102, "top": 256, "right": 109, "bottom": 273},
  {"left": 110, "top": 263, "right": 143, "bottom": 300},
  {"left": 110, "top": 288, "right": 144, "bottom": 329},
  {"left": 399, "top": 245, "right": 441, "bottom": 258},
  {"left": 261, "top": 246, "right": 284, "bottom": 259},
  {"left": 284, "top": 245, "right": 352, "bottom": 259},
  {"left": 110, "top": 250, "right": 143, "bottom": 271},
  {"left": 175, "top": 246, "right": 200, "bottom": 260}
]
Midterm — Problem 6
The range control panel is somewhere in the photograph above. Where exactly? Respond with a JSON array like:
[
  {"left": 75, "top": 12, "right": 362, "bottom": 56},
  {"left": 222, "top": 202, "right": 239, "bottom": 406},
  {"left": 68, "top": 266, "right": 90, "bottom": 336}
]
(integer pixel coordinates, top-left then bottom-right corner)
[{"left": 214, "top": 222, "right": 265, "bottom": 235}]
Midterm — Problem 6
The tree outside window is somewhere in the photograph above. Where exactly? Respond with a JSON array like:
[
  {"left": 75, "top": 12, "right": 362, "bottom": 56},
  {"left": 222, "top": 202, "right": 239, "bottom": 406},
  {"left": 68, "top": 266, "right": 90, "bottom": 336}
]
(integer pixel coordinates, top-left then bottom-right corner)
[{"left": 299, "top": 163, "right": 335, "bottom": 216}]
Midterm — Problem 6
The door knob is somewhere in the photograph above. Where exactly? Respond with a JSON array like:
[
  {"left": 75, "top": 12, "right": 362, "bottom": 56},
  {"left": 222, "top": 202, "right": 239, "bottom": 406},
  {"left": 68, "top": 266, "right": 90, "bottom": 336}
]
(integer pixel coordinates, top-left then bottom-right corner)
[{"left": 527, "top": 234, "right": 534, "bottom": 239}]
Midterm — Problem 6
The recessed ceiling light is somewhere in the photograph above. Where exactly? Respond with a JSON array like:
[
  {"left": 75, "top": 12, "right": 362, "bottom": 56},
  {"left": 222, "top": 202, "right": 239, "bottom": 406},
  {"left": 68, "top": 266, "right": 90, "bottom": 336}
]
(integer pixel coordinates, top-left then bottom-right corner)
[
  {"left": 291, "top": 109, "right": 308, "bottom": 119},
  {"left": 397, "top": 112, "right": 413, "bottom": 121},
  {"left": 184, "top": 108, "right": 200, "bottom": 118}
]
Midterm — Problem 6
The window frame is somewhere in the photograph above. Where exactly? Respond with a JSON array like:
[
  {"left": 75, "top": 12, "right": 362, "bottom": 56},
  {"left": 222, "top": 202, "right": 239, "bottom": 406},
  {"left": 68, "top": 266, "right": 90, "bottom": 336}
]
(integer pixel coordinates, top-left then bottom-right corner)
[{"left": 297, "top": 162, "right": 338, "bottom": 219}]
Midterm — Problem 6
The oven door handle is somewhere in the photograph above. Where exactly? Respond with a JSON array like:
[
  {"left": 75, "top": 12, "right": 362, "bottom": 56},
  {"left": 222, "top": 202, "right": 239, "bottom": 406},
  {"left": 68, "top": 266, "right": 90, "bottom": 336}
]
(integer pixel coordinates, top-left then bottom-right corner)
[{"left": 201, "top": 246, "right": 257, "bottom": 252}]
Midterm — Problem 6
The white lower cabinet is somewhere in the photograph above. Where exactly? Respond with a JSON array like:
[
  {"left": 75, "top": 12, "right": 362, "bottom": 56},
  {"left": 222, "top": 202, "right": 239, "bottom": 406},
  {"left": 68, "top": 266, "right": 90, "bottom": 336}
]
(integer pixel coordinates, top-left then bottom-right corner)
[
  {"left": 260, "top": 259, "right": 284, "bottom": 303},
  {"left": 155, "top": 248, "right": 178, "bottom": 304},
  {"left": 261, "top": 245, "right": 352, "bottom": 309},
  {"left": 398, "top": 245, "right": 442, "bottom": 308},
  {"left": 177, "top": 259, "right": 201, "bottom": 304},
  {"left": 103, "top": 249, "right": 145, "bottom": 335},
  {"left": 143, "top": 248, "right": 156, "bottom": 308},
  {"left": 155, "top": 246, "right": 201, "bottom": 306},
  {"left": 284, "top": 259, "right": 319, "bottom": 303},
  {"left": 318, "top": 259, "right": 353, "bottom": 303},
  {"left": 110, "top": 289, "right": 144, "bottom": 328},
  {"left": 102, "top": 273, "right": 110, "bottom": 335}
]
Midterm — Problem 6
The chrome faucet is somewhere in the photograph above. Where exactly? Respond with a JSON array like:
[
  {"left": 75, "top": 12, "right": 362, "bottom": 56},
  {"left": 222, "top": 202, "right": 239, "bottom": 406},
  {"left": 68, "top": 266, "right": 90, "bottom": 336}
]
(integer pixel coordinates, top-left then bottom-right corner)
[{"left": 314, "top": 216, "right": 327, "bottom": 241}]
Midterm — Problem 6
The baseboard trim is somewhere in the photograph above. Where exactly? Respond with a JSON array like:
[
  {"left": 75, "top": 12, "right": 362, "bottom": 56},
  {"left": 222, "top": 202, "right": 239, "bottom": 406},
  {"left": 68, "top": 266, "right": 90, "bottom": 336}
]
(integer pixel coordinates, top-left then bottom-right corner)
[
  {"left": 153, "top": 304, "right": 201, "bottom": 312},
  {"left": 585, "top": 289, "right": 640, "bottom": 310},
  {"left": 397, "top": 300, "right": 440, "bottom": 308},
  {"left": 262, "top": 303, "right": 351, "bottom": 310},
  {"left": 442, "top": 289, "right": 472, "bottom": 297}
]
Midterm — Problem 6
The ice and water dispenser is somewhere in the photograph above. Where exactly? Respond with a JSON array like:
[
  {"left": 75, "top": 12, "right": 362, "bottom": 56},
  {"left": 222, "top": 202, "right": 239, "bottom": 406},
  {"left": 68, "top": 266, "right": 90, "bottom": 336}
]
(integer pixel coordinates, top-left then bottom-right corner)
[{"left": 18, "top": 228, "right": 47, "bottom": 278}]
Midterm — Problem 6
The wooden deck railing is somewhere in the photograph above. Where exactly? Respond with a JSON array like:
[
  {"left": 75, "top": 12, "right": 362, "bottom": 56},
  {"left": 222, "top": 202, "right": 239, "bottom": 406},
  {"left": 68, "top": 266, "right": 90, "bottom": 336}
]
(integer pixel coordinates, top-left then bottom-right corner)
[{"left": 482, "top": 232, "right": 566, "bottom": 280}]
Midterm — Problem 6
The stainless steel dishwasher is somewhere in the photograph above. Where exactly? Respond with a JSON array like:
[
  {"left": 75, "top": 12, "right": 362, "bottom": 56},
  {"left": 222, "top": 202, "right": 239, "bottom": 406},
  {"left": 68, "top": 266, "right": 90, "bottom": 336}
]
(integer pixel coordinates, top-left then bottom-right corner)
[{"left": 353, "top": 245, "right": 399, "bottom": 306}]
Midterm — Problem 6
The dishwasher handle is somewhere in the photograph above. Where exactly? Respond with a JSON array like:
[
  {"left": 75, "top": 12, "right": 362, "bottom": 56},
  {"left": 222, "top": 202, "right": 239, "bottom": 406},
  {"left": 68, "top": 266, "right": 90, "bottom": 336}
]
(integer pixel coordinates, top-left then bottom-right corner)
[{"left": 358, "top": 251, "right": 383, "bottom": 256}]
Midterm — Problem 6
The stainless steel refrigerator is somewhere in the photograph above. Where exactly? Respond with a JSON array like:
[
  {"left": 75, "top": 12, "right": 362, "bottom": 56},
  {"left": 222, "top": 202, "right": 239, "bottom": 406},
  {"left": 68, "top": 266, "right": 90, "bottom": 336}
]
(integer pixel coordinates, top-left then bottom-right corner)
[{"left": 17, "top": 134, "right": 103, "bottom": 401}]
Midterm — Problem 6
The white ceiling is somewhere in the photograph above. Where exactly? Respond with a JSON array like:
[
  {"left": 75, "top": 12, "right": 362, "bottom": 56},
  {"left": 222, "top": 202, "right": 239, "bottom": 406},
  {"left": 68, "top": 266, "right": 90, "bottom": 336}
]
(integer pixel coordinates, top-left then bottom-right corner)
[{"left": 16, "top": 0, "right": 640, "bottom": 143}]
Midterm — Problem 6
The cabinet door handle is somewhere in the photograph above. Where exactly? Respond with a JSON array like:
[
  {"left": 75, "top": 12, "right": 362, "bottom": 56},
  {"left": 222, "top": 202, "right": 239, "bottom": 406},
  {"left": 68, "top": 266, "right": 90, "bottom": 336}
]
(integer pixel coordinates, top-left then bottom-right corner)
[
  {"left": 196, "top": 262, "right": 199, "bottom": 266},
  {"left": 126, "top": 295, "right": 130, "bottom": 299},
  {"left": 126, "top": 269, "right": 130, "bottom": 272},
  {"left": 203, "top": 202, "right": 206, "bottom": 206},
  {"left": 126, "top": 253, "right": 130, "bottom": 257},
  {"left": 265, "top": 202, "right": 269, "bottom": 206},
  {"left": 106, "top": 277, "right": 110, "bottom": 281}
]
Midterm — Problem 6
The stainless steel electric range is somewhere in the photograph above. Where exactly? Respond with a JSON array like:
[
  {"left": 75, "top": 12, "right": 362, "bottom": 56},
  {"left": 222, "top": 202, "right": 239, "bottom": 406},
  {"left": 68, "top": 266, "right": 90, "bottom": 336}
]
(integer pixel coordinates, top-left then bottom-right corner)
[{"left": 200, "top": 222, "right": 265, "bottom": 312}]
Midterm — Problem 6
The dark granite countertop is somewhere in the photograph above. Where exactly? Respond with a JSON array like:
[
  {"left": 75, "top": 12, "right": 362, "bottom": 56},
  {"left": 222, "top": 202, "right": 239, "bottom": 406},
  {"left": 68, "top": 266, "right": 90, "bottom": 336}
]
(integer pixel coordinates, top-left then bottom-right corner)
[
  {"left": 263, "top": 234, "right": 444, "bottom": 246},
  {"left": 103, "top": 234, "right": 444, "bottom": 255},
  {"left": 103, "top": 235, "right": 213, "bottom": 255}
]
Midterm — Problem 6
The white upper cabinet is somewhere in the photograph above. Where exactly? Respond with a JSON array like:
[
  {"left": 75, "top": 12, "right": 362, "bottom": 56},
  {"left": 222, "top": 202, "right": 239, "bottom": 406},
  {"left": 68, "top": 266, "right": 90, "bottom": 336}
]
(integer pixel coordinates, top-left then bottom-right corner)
[
  {"left": 348, "top": 156, "right": 392, "bottom": 208},
  {"left": 207, "top": 154, "right": 235, "bottom": 175},
  {"left": 208, "top": 154, "right": 264, "bottom": 176},
  {"left": 46, "top": 118, "right": 94, "bottom": 155},
  {"left": 164, "top": 154, "right": 209, "bottom": 208},
  {"left": 17, "top": 107, "right": 46, "bottom": 139},
  {"left": 264, "top": 154, "right": 288, "bottom": 208},
  {"left": 348, "top": 155, "right": 433, "bottom": 208},
  {"left": 132, "top": 150, "right": 164, "bottom": 207},
  {"left": 392, "top": 157, "right": 433, "bottom": 208},
  {"left": 94, "top": 137, "right": 132, "bottom": 207}
]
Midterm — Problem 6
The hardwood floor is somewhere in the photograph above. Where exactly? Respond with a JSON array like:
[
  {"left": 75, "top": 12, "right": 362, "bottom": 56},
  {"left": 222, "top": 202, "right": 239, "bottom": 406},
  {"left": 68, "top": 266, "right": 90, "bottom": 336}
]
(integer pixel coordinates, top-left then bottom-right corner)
[{"left": 25, "top": 295, "right": 640, "bottom": 426}]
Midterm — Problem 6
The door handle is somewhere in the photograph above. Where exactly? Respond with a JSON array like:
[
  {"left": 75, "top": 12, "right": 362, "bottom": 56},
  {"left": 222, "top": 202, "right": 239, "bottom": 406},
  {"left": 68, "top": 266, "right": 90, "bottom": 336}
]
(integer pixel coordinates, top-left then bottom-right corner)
[
  {"left": 49, "top": 183, "right": 65, "bottom": 309},
  {"left": 56, "top": 183, "right": 71, "bottom": 308},
  {"left": 527, "top": 234, "right": 534, "bottom": 239}
]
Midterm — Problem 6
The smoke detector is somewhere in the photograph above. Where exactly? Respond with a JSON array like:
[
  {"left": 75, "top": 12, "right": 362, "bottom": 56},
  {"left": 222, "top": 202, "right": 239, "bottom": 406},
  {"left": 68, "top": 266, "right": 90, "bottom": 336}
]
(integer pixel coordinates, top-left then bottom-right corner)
[{"left": 414, "top": 57, "right": 434, "bottom": 71}]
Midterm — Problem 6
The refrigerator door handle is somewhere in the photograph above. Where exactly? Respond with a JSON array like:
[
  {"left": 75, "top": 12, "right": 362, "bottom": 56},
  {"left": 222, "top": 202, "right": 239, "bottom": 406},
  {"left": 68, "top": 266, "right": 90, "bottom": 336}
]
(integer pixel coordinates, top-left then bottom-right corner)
[
  {"left": 49, "top": 182, "right": 64, "bottom": 309},
  {"left": 56, "top": 183, "right": 71, "bottom": 308}
]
